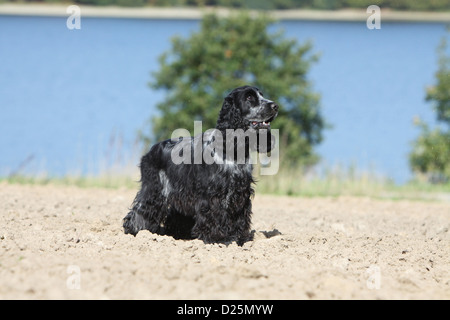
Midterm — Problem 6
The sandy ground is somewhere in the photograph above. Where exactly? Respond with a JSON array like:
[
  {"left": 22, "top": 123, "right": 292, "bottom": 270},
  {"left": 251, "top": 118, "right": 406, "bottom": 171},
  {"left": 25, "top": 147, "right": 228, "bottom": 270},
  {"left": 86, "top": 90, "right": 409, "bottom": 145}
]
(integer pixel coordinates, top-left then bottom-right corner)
[
  {"left": 0, "top": 182, "right": 449, "bottom": 300},
  {"left": 1, "top": 3, "right": 450, "bottom": 22}
]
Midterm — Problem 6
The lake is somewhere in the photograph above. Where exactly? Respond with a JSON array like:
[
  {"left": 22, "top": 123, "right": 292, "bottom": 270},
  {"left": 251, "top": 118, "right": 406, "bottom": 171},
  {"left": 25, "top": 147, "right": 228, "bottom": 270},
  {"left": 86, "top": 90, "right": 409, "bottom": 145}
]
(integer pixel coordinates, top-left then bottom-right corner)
[{"left": 0, "top": 15, "right": 447, "bottom": 183}]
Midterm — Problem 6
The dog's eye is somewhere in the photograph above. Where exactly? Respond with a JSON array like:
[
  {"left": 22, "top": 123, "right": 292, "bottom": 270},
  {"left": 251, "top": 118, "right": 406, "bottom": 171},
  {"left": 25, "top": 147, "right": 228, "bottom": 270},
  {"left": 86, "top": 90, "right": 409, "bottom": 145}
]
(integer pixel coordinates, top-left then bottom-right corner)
[{"left": 246, "top": 95, "right": 254, "bottom": 101}]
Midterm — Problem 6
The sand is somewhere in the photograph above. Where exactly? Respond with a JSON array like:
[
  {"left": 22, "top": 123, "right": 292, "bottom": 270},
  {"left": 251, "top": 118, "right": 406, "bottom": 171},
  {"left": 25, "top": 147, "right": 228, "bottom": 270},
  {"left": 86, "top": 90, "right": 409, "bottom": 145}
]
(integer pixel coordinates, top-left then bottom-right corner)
[
  {"left": 1, "top": 3, "right": 450, "bottom": 22},
  {"left": 0, "top": 182, "right": 449, "bottom": 300}
]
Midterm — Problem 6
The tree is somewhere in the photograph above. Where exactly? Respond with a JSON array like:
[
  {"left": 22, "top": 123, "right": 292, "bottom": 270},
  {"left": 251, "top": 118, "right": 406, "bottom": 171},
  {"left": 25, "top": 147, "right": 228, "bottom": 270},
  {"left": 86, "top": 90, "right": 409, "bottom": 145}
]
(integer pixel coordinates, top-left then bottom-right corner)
[
  {"left": 426, "top": 37, "right": 450, "bottom": 125},
  {"left": 143, "top": 13, "right": 325, "bottom": 167},
  {"left": 409, "top": 33, "right": 450, "bottom": 182}
]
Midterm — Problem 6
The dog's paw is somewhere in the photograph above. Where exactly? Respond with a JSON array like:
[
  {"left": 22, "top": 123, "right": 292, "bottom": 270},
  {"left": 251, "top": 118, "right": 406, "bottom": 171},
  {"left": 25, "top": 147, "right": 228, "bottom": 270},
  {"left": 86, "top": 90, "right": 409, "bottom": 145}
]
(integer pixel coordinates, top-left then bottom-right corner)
[{"left": 122, "top": 212, "right": 138, "bottom": 236}]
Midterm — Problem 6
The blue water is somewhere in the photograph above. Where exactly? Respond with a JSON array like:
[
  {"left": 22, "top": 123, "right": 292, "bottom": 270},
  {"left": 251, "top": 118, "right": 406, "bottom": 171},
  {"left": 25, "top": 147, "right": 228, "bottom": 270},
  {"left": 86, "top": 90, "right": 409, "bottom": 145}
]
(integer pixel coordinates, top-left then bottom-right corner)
[{"left": 0, "top": 15, "right": 447, "bottom": 183}]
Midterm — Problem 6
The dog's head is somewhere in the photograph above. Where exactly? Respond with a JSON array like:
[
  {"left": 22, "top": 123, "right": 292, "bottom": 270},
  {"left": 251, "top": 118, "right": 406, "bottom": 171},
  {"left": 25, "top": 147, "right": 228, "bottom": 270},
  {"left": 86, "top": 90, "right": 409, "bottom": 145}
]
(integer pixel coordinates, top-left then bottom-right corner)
[
  {"left": 215, "top": 86, "right": 279, "bottom": 154},
  {"left": 216, "top": 86, "right": 279, "bottom": 131}
]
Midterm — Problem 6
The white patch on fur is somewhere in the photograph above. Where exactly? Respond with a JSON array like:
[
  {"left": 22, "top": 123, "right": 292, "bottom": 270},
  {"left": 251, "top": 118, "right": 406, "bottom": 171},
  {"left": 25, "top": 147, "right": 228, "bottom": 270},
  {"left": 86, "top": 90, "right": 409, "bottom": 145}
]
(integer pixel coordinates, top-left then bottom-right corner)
[
  {"left": 256, "top": 90, "right": 269, "bottom": 104},
  {"left": 224, "top": 158, "right": 236, "bottom": 168},
  {"left": 159, "top": 170, "right": 172, "bottom": 197},
  {"left": 223, "top": 189, "right": 233, "bottom": 208}
]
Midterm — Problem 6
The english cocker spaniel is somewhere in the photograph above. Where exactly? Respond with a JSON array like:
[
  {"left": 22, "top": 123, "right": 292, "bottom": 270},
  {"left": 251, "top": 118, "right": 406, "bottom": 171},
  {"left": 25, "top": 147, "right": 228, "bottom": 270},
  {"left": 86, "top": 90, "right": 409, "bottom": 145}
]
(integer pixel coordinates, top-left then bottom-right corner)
[{"left": 123, "top": 86, "right": 278, "bottom": 245}]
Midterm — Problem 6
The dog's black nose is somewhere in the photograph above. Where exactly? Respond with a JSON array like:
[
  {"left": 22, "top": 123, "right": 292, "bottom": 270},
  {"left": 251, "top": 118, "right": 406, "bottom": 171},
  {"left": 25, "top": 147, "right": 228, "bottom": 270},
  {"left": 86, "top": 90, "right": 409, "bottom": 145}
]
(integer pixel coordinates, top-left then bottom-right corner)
[{"left": 270, "top": 103, "right": 279, "bottom": 111}]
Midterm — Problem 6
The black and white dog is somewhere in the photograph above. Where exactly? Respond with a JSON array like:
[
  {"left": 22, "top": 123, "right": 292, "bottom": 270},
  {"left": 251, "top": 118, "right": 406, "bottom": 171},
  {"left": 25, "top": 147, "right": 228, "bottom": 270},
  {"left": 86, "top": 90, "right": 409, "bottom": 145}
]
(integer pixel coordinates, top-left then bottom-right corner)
[{"left": 123, "top": 86, "right": 278, "bottom": 245}]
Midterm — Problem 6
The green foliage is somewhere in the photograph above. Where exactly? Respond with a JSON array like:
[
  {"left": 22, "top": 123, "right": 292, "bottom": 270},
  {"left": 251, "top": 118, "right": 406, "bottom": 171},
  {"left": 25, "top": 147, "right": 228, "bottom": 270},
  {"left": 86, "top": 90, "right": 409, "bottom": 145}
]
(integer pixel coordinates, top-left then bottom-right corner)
[
  {"left": 409, "top": 123, "right": 450, "bottom": 182},
  {"left": 410, "top": 34, "right": 450, "bottom": 183},
  {"left": 144, "top": 13, "right": 324, "bottom": 166},
  {"left": 7, "top": 0, "right": 450, "bottom": 11},
  {"left": 426, "top": 38, "right": 450, "bottom": 125},
  {"left": 73, "top": 0, "right": 148, "bottom": 6},
  {"left": 311, "top": 0, "right": 342, "bottom": 10}
]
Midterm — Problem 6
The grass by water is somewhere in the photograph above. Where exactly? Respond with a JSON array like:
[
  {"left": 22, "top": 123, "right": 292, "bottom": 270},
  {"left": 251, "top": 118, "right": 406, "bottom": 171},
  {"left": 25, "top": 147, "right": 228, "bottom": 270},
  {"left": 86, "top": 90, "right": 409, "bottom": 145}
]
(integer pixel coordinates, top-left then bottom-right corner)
[{"left": 3, "top": 165, "right": 449, "bottom": 202}]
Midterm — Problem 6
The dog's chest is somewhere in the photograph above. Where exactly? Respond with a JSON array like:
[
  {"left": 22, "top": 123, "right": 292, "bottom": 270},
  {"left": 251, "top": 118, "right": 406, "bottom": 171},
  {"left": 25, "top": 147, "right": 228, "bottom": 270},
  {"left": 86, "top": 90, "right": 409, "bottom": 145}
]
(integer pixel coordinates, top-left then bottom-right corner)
[
  {"left": 221, "top": 162, "right": 253, "bottom": 208},
  {"left": 219, "top": 160, "right": 253, "bottom": 181}
]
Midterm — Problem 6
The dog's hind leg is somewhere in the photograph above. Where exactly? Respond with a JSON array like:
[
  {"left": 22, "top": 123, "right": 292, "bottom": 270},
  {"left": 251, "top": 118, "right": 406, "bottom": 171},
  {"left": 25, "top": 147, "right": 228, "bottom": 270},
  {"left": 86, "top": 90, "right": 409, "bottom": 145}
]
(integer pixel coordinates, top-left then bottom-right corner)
[
  {"left": 123, "top": 208, "right": 153, "bottom": 236},
  {"left": 123, "top": 185, "right": 165, "bottom": 236},
  {"left": 123, "top": 151, "right": 168, "bottom": 236}
]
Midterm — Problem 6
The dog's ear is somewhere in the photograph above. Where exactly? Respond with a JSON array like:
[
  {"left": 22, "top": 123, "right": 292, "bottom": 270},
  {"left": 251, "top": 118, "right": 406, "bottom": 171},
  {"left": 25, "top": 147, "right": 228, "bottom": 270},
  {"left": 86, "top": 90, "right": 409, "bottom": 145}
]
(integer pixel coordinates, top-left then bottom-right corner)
[
  {"left": 224, "top": 93, "right": 234, "bottom": 105},
  {"left": 216, "top": 91, "right": 246, "bottom": 130}
]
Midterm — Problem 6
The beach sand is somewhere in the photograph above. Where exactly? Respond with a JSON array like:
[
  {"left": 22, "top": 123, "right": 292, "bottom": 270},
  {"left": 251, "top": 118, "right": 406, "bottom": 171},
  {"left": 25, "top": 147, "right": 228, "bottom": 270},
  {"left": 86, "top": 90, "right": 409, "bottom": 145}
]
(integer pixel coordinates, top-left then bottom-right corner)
[
  {"left": 0, "top": 3, "right": 449, "bottom": 22},
  {"left": 1, "top": 182, "right": 449, "bottom": 299}
]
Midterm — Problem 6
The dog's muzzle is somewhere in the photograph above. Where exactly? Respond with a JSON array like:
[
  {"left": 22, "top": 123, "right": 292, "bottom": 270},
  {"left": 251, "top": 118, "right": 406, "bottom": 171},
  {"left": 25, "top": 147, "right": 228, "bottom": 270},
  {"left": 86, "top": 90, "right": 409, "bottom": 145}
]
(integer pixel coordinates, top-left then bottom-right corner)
[{"left": 249, "top": 103, "right": 278, "bottom": 130}]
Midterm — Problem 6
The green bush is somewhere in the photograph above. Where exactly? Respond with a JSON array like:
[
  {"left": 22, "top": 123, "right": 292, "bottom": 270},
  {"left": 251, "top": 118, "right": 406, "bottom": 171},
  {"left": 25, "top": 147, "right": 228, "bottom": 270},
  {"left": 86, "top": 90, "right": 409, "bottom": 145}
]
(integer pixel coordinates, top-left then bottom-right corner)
[
  {"left": 410, "top": 123, "right": 450, "bottom": 182},
  {"left": 143, "top": 13, "right": 325, "bottom": 167},
  {"left": 410, "top": 34, "right": 450, "bottom": 183}
]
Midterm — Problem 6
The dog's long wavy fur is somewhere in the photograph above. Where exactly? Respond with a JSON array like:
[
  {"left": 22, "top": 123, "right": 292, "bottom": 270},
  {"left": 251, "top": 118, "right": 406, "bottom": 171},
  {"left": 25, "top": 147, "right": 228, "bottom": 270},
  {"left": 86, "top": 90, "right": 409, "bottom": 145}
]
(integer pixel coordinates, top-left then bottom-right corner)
[{"left": 123, "top": 86, "right": 278, "bottom": 245}]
